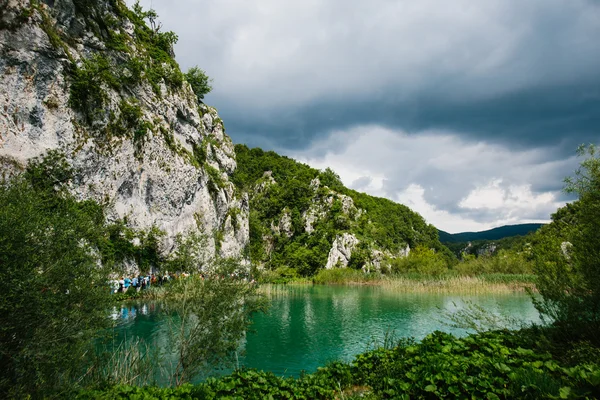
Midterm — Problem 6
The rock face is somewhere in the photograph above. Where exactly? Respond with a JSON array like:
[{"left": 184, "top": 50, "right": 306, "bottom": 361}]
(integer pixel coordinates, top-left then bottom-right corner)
[
  {"left": 0, "top": 0, "right": 248, "bottom": 262},
  {"left": 325, "top": 233, "right": 359, "bottom": 269}
]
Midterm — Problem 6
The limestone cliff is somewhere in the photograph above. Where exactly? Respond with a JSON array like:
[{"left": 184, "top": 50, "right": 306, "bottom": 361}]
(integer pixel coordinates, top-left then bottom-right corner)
[{"left": 0, "top": 0, "right": 248, "bottom": 261}]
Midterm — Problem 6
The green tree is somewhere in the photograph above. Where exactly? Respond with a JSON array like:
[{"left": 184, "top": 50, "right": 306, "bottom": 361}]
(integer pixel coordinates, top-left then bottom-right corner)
[
  {"left": 164, "top": 264, "right": 268, "bottom": 385},
  {"left": 0, "top": 178, "right": 111, "bottom": 397},
  {"left": 533, "top": 144, "right": 600, "bottom": 341},
  {"left": 163, "top": 256, "right": 267, "bottom": 385},
  {"left": 319, "top": 167, "right": 344, "bottom": 192},
  {"left": 390, "top": 245, "right": 448, "bottom": 276},
  {"left": 185, "top": 66, "right": 213, "bottom": 102}
]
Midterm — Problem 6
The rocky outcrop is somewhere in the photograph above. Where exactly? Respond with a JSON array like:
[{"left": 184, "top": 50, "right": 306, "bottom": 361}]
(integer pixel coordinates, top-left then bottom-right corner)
[
  {"left": 255, "top": 170, "right": 276, "bottom": 193},
  {"left": 476, "top": 243, "right": 497, "bottom": 257},
  {"left": 302, "top": 180, "right": 361, "bottom": 233},
  {"left": 325, "top": 233, "right": 359, "bottom": 269},
  {"left": 398, "top": 243, "right": 410, "bottom": 258},
  {"left": 270, "top": 208, "right": 293, "bottom": 238},
  {"left": 0, "top": 0, "right": 248, "bottom": 262},
  {"left": 278, "top": 210, "right": 293, "bottom": 238}
]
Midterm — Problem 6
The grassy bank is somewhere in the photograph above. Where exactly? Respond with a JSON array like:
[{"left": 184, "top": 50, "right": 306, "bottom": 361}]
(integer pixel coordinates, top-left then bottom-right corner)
[
  {"left": 78, "top": 327, "right": 600, "bottom": 399},
  {"left": 258, "top": 268, "right": 535, "bottom": 294}
]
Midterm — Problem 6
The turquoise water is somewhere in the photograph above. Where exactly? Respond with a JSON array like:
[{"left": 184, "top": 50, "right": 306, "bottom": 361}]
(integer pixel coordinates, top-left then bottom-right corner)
[{"left": 111, "top": 285, "right": 540, "bottom": 381}]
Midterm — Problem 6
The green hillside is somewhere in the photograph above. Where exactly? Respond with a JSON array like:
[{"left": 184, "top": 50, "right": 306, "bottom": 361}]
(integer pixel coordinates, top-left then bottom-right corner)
[{"left": 232, "top": 145, "right": 452, "bottom": 275}]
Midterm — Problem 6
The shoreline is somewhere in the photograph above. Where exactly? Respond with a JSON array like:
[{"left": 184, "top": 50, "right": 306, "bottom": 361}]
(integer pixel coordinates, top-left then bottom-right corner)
[{"left": 111, "top": 272, "right": 537, "bottom": 302}]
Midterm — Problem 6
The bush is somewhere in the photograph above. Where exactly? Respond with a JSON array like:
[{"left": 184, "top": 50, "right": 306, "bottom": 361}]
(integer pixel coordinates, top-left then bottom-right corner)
[
  {"left": 533, "top": 145, "right": 600, "bottom": 342},
  {"left": 313, "top": 268, "right": 372, "bottom": 284},
  {"left": 0, "top": 178, "right": 111, "bottom": 397},
  {"left": 389, "top": 245, "right": 448, "bottom": 275},
  {"left": 185, "top": 66, "right": 213, "bottom": 102},
  {"left": 161, "top": 259, "right": 268, "bottom": 385},
  {"left": 455, "top": 249, "right": 534, "bottom": 275}
]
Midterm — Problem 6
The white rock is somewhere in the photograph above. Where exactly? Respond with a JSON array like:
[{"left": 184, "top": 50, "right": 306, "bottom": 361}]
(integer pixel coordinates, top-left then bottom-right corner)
[
  {"left": 325, "top": 233, "right": 359, "bottom": 269},
  {"left": 278, "top": 209, "right": 293, "bottom": 238}
]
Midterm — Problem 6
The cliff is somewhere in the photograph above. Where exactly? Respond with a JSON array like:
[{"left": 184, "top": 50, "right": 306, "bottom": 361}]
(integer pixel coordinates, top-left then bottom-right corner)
[{"left": 0, "top": 0, "right": 248, "bottom": 261}]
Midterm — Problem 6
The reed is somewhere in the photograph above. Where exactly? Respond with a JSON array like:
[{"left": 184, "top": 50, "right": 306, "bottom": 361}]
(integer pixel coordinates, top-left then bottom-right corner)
[
  {"left": 85, "top": 336, "right": 158, "bottom": 387},
  {"left": 379, "top": 274, "right": 535, "bottom": 294},
  {"left": 259, "top": 268, "right": 536, "bottom": 294}
]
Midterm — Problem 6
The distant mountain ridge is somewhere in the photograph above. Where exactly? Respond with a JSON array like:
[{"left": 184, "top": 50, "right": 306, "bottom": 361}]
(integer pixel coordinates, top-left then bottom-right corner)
[{"left": 438, "top": 224, "right": 545, "bottom": 243}]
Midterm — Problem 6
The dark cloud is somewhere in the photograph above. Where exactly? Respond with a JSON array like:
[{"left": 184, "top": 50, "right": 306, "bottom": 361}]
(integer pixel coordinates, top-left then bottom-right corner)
[
  {"left": 220, "top": 81, "right": 600, "bottom": 156},
  {"left": 128, "top": 0, "right": 600, "bottom": 230}
]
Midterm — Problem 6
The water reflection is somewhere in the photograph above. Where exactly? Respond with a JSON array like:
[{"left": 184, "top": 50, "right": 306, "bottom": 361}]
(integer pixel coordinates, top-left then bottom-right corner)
[{"left": 112, "top": 285, "right": 540, "bottom": 381}]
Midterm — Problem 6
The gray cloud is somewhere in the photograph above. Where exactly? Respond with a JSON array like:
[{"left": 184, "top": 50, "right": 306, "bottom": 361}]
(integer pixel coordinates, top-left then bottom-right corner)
[
  {"left": 223, "top": 82, "right": 600, "bottom": 156},
  {"left": 289, "top": 126, "right": 578, "bottom": 231},
  {"left": 350, "top": 176, "right": 373, "bottom": 192},
  {"left": 128, "top": 0, "right": 600, "bottom": 230}
]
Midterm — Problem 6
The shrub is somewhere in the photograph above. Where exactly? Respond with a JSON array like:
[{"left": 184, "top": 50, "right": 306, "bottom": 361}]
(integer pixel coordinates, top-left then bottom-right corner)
[
  {"left": 0, "top": 177, "right": 111, "bottom": 397},
  {"left": 533, "top": 145, "right": 600, "bottom": 342},
  {"left": 389, "top": 245, "right": 448, "bottom": 275},
  {"left": 185, "top": 66, "right": 213, "bottom": 102}
]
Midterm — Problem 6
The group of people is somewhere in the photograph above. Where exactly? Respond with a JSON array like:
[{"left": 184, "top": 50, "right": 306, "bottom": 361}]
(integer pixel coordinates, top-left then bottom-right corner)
[
  {"left": 109, "top": 272, "right": 183, "bottom": 294},
  {"left": 109, "top": 271, "right": 257, "bottom": 294}
]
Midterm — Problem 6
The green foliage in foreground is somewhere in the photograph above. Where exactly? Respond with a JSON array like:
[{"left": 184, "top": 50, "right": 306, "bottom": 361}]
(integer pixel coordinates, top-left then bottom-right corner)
[
  {"left": 78, "top": 329, "right": 600, "bottom": 399},
  {"left": 0, "top": 174, "right": 112, "bottom": 397},
  {"left": 161, "top": 263, "right": 269, "bottom": 385},
  {"left": 532, "top": 145, "right": 600, "bottom": 343},
  {"left": 0, "top": 151, "right": 266, "bottom": 397}
]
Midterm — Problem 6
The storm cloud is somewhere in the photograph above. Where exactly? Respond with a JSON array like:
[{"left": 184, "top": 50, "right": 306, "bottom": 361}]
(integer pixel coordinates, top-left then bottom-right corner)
[{"left": 131, "top": 0, "right": 600, "bottom": 231}]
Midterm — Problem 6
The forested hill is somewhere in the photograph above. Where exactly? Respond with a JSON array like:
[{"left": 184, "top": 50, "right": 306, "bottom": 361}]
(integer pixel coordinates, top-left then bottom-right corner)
[
  {"left": 438, "top": 223, "right": 545, "bottom": 243},
  {"left": 231, "top": 145, "right": 453, "bottom": 275}
]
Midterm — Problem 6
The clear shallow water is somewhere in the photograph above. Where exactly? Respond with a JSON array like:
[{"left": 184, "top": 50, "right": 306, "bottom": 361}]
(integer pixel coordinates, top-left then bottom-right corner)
[{"left": 112, "top": 285, "right": 540, "bottom": 381}]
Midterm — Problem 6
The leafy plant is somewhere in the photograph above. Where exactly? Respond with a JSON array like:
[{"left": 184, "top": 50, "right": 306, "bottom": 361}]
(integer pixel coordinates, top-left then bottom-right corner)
[
  {"left": 0, "top": 176, "right": 111, "bottom": 398},
  {"left": 185, "top": 66, "right": 213, "bottom": 102},
  {"left": 532, "top": 145, "right": 600, "bottom": 342},
  {"left": 161, "top": 259, "right": 268, "bottom": 385},
  {"left": 69, "top": 54, "right": 119, "bottom": 123}
]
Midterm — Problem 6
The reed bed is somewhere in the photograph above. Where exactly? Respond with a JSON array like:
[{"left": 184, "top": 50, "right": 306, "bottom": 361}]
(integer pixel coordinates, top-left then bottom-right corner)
[
  {"left": 258, "top": 269, "right": 536, "bottom": 294},
  {"left": 378, "top": 275, "right": 535, "bottom": 294}
]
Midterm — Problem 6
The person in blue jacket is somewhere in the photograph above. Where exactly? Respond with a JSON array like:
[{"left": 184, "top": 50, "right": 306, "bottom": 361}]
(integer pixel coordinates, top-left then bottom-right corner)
[{"left": 123, "top": 277, "right": 132, "bottom": 292}]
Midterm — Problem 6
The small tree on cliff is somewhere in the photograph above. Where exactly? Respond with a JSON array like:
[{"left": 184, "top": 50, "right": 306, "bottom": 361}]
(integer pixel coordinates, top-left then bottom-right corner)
[{"left": 185, "top": 66, "right": 213, "bottom": 102}]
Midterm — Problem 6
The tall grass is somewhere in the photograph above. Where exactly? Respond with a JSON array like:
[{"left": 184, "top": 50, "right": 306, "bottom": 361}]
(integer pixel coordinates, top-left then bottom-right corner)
[
  {"left": 308, "top": 269, "right": 535, "bottom": 293},
  {"left": 382, "top": 275, "right": 533, "bottom": 294},
  {"left": 84, "top": 336, "right": 159, "bottom": 387}
]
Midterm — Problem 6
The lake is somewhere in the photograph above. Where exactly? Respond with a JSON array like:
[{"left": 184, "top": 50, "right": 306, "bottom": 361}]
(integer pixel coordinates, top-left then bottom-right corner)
[{"left": 111, "top": 284, "right": 540, "bottom": 382}]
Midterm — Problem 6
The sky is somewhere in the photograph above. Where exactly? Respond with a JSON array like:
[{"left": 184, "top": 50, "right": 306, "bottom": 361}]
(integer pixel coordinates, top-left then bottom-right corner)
[{"left": 130, "top": 0, "right": 600, "bottom": 233}]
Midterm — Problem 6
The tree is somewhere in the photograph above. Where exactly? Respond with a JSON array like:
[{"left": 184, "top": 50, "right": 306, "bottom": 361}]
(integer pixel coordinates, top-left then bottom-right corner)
[
  {"left": 533, "top": 145, "right": 600, "bottom": 341},
  {"left": 185, "top": 66, "right": 213, "bottom": 102},
  {"left": 162, "top": 256, "right": 268, "bottom": 385},
  {"left": 0, "top": 177, "right": 111, "bottom": 397},
  {"left": 319, "top": 167, "right": 344, "bottom": 192}
]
